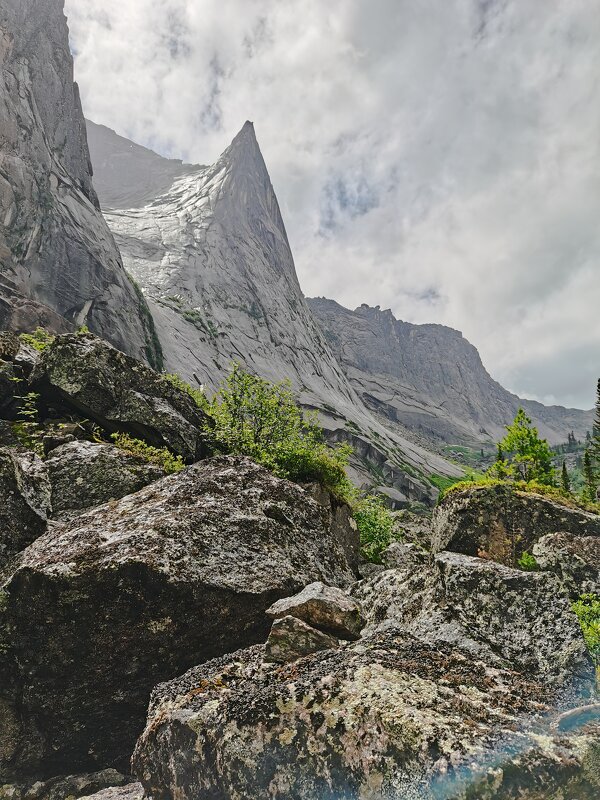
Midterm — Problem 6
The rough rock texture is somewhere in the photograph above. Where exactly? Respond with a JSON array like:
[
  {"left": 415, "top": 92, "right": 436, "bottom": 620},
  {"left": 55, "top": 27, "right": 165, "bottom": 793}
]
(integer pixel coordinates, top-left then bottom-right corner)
[
  {"left": 131, "top": 549, "right": 595, "bottom": 800},
  {"left": 30, "top": 333, "right": 210, "bottom": 461},
  {"left": 534, "top": 532, "right": 600, "bottom": 597},
  {"left": 75, "top": 786, "right": 144, "bottom": 800},
  {"left": 432, "top": 485, "right": 600, "bottom": 566},
  {"left": 45, "top": 440, "right": 164, "bottom": 519},
  {"left": 308, "top": 298, "right": 593, "bottom": 447},
  {"left": 264, "top": 615, "right": 340, "bottom": 664},
  {"left": 86, "top": 119, "right": 460, "bottom": 496},
  {"left": 0, "top": 0, "right": 160, "bottom": 367},
  {"left": 0, "top": 448, "right": 48, "bottom": 573},
  {"left": 353, "top": 552, "right": 593, "bottom": 696},
  {"left": 381, "top": 541, "right": 427, "bottom": 569},
  {"left": 0, "top": 770, "right": 130, "bottom": 800},
  {"left": 266, "top": 581, "right": 364, "bottom": 640},
  {"left": 0, "top": 456, "right": 358, "bottom": 782}
]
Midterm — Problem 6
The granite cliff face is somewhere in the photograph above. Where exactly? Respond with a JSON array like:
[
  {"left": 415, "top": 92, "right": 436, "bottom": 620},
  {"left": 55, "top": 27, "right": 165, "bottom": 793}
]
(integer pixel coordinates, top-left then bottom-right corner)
[
  {"left": 0, "top": 0, "right": 161, "bottom": 367},
  {"left": 308, "top": 298, "right": 593, "bottom": 448},
  {"left": 87, "top": 120, "right": 460, "bottom": 495}
]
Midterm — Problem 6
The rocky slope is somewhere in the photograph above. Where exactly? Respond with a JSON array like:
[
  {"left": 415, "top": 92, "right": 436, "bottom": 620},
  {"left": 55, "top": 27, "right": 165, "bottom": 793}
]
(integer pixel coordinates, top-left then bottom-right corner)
[
  {"left": 308, "top": 298, "right": 593, "bottom": 448},
  {"left": 0, "top": 0, "right": 161, "bottom": 367},
  {"left": 86, "top": 120, "right": 460, "bottom": 496}
]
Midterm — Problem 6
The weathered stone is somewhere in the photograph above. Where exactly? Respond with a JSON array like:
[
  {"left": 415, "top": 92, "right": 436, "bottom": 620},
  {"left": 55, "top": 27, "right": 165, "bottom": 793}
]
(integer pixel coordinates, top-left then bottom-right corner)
[
  {"left": 0, "top": 448, "right": 49, "bottom": 573},
  {"left": 0, "top": 769, "right": 130, "bottom": 800},
  {"left": 75, "top": 785, "right": 144, "bottom": 800},
  {"left": 0, "top": 455, "right": 358, "bottom": 782},
  {"left": 353, "top": 552, "right": 593, "bottom": 697},
  {"left": 302, "top": 483, "right": 360, "bottom": 574},
  {"left": 0, "top": 333, "right": 19, "bottom": 362},
  {"left": 266, "top": 581, "right": 363, "bottom": 640},
  {"left": 534, "top": 532, "right": 600, "bottom": 597},
  {"left": 432, "top": 485, "right": 600, "bottom": 566},
  {"left": 30, "top": 334, "right": 211, "bottom": 461},
  {"left": 264, "top": 615, "right": 340, "bottom": 663},
  {"left": 381, "top": 541, "right": 427, "bottom": 569},
  {"left": 45, "top": 440, "right": 164, "bottom": 520},
  {"left": 132, "top": 629, "right": 577, "bottom": 800}
]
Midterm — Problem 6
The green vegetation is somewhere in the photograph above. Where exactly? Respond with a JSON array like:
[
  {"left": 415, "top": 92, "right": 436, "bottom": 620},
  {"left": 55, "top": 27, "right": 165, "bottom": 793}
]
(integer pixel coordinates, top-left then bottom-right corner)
[
  {"left": 352, "top": 494, "right": 399, "bottom": 564},
  {"left": 19, "top": 328, "right": 55, "bottom": 352},
  {"left": 205, "top": 363, "right": 353, "bottom": 497},
  {"left": 571, "top": 593, "right": 600, "bottom": 667},
  {"left": 12, "top": 392, "right": 44, "bottom": 455},
  {"left": 488, "top": 408, "right": 554, "bottom": 484},
  {"left": 163, "top": 373, "right": 209, "bottom": 411},
  {"left": 110, "top": 433, "right": 184, "bottom": 474},
  {"left": 561, "top": 461, "right": 571, "bottom": 493},
  {"left": 429, "top": 473, "right": 464, "bottom": 493},
  {"left": 517, "top": 550, "right": 539, "bottom": 571}
]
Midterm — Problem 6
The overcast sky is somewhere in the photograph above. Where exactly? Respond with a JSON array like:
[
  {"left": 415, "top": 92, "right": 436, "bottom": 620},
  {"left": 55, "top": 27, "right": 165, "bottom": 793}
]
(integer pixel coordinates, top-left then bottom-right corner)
[{"left": 65, "top": 0, "right": 600, "bottom": 409}]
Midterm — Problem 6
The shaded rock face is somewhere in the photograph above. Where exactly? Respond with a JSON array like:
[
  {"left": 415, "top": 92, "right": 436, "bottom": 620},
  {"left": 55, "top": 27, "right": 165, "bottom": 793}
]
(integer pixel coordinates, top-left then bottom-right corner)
[
  {"left": 432, "top": 485, "right": 600, "bottom": 566},
  {"left": 30, "top": 333, "right": 210, "bottom": 461},
  {"left": 45, "top": 440, "right": 165, "bottom": 520},
  {"left": 0, "top": 449, "right": 48, "bottom": 573},
  {"left": 264, "top": 615, "right": 340, "bottom": 664},
  {"left": 131, "top": 551, "right": 594, "bottom": 800},
  {"left": 307, "top": 298, "right": 593, "bottom": 448},
  {"left": 534, "top": 532, "right": 600, "bottom": 597},
  {"left": 0, "top": 456, "right": 358, "bottom": 782},
  {"left": 0, "top": 0, "right": 160, "bottom": 367}
]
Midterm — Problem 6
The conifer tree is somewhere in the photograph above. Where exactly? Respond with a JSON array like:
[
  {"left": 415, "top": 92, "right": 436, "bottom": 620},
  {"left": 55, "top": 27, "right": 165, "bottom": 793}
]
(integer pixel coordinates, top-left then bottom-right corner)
[
  {"left": 561, "top": 461, "right": 570, "bottom": 494},
  {"left": 590, "top": 378, "right": 600, "bottom": 466},
  {"left": 583, "top": 450, "right": 596, "bottom": 500},
  {"left": 489, "top": 408, "right": 554, "bottom": 485}
]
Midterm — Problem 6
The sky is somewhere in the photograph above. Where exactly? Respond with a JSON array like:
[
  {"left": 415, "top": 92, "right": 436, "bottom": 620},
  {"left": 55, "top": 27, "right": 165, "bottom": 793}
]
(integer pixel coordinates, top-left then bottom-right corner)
[{"left": 64, "top": 0, "right": 600, "bottom": 409}]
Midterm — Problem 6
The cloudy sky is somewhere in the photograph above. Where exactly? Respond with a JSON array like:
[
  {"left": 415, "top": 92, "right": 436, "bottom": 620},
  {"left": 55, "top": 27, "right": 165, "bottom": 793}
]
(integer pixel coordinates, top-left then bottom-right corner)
[{"left": 65, "top": 0, "right": 600, "bottom": 409}]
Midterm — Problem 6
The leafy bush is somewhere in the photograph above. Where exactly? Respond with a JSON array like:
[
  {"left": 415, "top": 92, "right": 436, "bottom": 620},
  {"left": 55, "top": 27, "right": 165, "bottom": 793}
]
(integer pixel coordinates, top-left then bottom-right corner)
[
  {"left": 353, "top": 494, "right": 398, "bottom": 564},
  {"left": 571, "top": 593, "right": 600, "bottom": 667},
  {"left": 205, "top": 363, "right": 352, "bottom": 498},
  {"left": 19, "top": 328, "right": 55, "bottom": 352},
  {"left": 110, "top": 433, "right": 184, "bottom": 474},
  {"left": 163, "top": 373, "right": 210, "bottom": 411},
  {"left": 517, "top": 550, "right": 539, "bottom": 571}
]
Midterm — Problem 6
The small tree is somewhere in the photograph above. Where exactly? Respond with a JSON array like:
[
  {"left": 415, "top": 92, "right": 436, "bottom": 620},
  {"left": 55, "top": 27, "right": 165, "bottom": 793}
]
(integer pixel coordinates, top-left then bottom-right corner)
[
  {"left": 583, "top": 449, "right": 597, "bottom": 501},
  {"left": 561, "top": 461, "right": 571, "bottom": 494},
  {"left": 490, "top": 408, "right": 555, "bottom": 485}
]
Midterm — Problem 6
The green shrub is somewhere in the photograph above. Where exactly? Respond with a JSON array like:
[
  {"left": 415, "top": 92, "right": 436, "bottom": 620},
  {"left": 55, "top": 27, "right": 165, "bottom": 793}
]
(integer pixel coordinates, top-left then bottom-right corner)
[
  {"left": 571, "top": 593, "right": 600, "bottom": 667},
  {"left": 163, "top": 373, "right": 210, "bottom": 411},
  {"left": 110, "top": 433, "right": 184, "bottom": 474},
  {"left": 353, "top": 494, "right": 398, "bottom": 564},
  {"left": 205, "top": 363, "right": 352, "bottom": 498},
  {"left": 12, "top": 392, "right": 44, "bottom": 455},
  {"left": 517, "top": 550, "right": 539, "bottom": 571},
  {"left": 19, "top": 328, "right": 55, "bottom": 352}
]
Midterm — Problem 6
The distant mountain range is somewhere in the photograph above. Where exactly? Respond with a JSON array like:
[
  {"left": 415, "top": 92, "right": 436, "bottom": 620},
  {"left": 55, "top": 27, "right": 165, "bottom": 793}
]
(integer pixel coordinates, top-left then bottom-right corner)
[{"left": 0, "top": 0, "right": 590, "bottom": 504}]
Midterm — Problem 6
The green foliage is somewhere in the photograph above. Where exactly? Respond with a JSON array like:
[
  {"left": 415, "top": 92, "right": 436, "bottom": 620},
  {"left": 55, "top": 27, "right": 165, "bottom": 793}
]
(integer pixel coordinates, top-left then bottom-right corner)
[
  {"left": 163, "top": 373, "right": 210, "bottom": 411},
  {"left": 583, "top": 449, "right": 597, "bottom": 502},
  {"left": 76, "top": 324, "right": 90, "bottom": 335},
  {"left": 429, "top": 473, "right": 463, "bottom": 493},
  {"left": 488, "top": 408, "right": 554, "bottom": 485},
  {"left": 571, "top": 593, "right": 600, "bottom": 666},
  {"left": 110, "top": 433, "right": 184, "bottom": 474},
  {"left": 561, "top": 461, "right": 571, "bottom": 494},
  {"left": 206, "top": 363, "right": 352, "bottom": 497},
  {"left": 19, "top": 328, "right": 55, "bottom": 352},
  {"left": 517, "top": 550, "right": 539, "bottom": 571},
  {"left": 12, "top": 392, "right": 44, "bottom": 454},
  {"left": 353, "top": 494, "right": 398, "bottom": 564}
]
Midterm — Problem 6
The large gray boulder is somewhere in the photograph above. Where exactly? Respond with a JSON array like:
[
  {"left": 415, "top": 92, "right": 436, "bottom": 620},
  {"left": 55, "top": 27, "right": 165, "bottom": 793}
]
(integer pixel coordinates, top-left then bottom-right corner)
[
  {"left": 0, "top": 456, "right": 358, "bottom": 782},
  {"left": 0, "top": 448, "right": 49, "bottom": 573},
  {"left": 30, "top": 334, "right": 210, "bottom": 461},
  {"left": 432, "top": 484, "right": 600, "bottom": 566},
  {"left": 0, "top": 0, "right": 161, "bottom": 366},
  {"left": 130, "top": 551, "right": 595, "bottom": 800},
  {"left": 534, "top": 532, "right": 600, "bottom": 597},
  {"left": 45, "top": 440, "right": 164, "bottom": 520}
]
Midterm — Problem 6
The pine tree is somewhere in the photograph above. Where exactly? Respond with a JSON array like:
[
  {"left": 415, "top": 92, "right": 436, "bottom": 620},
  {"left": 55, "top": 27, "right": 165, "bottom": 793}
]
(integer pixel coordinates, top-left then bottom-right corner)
[
  {"left": 583, "top": 450, "right": 596, "bottom": 500},
  {"left": 561, "top": 461, "right": 571, "bottom": 494},
  {"left": 590, "top": 378, "right": 600, "bottom": 467},
  {"left": 489, "top": 408, "right": 555, "bottom": 485}
]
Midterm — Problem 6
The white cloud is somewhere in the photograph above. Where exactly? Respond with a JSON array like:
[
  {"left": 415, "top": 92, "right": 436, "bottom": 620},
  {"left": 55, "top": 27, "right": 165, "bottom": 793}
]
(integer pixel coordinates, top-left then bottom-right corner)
[{"left": 65, "top": 0, "right": 600, "bottom": 408}]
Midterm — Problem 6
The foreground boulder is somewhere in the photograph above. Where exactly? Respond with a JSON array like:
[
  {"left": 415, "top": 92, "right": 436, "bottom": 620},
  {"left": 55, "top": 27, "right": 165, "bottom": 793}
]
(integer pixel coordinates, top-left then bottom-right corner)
[
  {"left": 45, "top": 440, "right": 164, "bottom": 520},
  {"left": 30, "top": 334, "right": 210, "bottom": 461},
  {"left": 0, "top": 448, "right": 49, "bottom": 573},
  {"left": 432, "top": 484, "right": 600, "bottom": 566},
  {"left": 0, "top": 456, "right": 357, "bottom": 782},
  {"left": 0, "top": 769, "right": 130, "bottom": 800},
  {"left": 131, "top": 553, "right": 594, "bottom": 799},
  {"left": 266, "top": 581, "right": 363, "bottom": 640},
  {"left": 534, "top": 532, "right": 600, "bottom": 597},
  {"left": 264, "top": 615, "right": 340, "bottom": 663}
]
